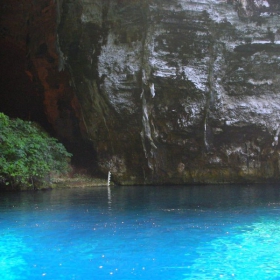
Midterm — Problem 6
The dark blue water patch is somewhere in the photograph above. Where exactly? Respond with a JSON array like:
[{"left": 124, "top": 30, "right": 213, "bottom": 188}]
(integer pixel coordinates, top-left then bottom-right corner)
[{"left": 1, "top": 184, "right": 280, "bottom": 279}]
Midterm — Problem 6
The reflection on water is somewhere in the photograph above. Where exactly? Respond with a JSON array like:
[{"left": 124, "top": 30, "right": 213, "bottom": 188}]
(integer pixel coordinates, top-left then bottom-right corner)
[
  {"left": 1, "top": 184, "right": 280, "bottom": 211},
  {"left": 0, "top": 231, "right": 29, "bottom": 280},
  {"left": 187, "top": 217, "right": 280, "bottom": 279},
  {"left": 0, "top": 184, "right": 280, "bottom": 279},
  {"left": 107, "top": 186, "right": 112, "bottom": 210}
]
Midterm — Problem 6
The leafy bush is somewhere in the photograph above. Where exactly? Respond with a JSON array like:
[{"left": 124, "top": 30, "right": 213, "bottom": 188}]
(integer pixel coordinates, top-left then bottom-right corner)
[{"left": 0, "top": 113, "right": 72, "bottom": 189}]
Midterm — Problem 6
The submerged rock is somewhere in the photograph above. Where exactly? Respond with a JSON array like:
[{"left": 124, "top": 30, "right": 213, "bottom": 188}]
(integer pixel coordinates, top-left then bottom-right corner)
[{"left": 1, "top": 0, "right": 280, "bottom": 184}]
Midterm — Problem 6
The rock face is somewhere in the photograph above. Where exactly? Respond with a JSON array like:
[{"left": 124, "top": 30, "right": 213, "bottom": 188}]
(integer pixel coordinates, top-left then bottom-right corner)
[{"left": 1, "top": 0, "right": 280, "bottom": 184}]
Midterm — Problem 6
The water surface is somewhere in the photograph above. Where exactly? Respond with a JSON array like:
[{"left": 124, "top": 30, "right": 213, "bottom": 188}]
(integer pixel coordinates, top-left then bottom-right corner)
[{"left": 1, "top": 184, "right": 280, "bottom": 279}]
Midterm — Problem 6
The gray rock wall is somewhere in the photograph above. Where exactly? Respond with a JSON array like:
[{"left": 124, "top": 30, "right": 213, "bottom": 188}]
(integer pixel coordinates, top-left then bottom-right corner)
[{"left": 57, "top": 0, "right": 280, "bottom": 184}]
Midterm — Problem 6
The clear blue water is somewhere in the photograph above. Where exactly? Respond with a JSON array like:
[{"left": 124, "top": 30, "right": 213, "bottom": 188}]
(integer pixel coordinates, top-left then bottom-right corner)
[{"left": 1, "top": 185, "right": 280, "bottom": 279}]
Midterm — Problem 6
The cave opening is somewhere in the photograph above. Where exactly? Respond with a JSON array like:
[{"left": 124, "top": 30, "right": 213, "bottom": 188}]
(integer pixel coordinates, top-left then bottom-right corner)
[
  {"left": 0, "top": 40, "right": 52, "bottom": 130},
  {"left": 0, "top": 39, "right": 101, "bottom": 177}
]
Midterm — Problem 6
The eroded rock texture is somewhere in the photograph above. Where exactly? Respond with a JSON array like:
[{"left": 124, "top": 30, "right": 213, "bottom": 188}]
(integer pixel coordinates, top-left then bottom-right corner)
[{"left": 1, "top": 0, "right": 280, "bottom": 184}]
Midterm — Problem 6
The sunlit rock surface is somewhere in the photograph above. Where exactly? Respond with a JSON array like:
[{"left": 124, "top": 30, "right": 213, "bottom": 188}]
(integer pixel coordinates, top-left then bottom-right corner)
[{"left": 1, "top": 0, "right": 280, "bottom": 184}]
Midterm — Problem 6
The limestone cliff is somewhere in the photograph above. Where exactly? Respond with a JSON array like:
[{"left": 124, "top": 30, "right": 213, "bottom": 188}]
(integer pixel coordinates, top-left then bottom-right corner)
[{"left": 1, "top": 0, "right": 280, "bottom": 184}]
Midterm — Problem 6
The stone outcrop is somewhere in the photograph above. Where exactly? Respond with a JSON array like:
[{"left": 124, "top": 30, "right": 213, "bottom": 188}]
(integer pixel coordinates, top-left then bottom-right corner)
[{"left": 1, "top": 0, "right": 280, "bottom": 184}]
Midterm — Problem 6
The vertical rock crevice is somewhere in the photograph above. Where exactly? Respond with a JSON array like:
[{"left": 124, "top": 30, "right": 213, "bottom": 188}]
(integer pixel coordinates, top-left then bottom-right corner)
[{"left": 139, "top": 2, "right": 159, "bottom": 180}]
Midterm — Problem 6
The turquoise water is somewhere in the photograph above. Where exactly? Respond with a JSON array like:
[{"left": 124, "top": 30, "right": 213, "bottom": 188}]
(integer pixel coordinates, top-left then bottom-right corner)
[{"left": 1, "top": 185, "right": 280, "bottom": 279}]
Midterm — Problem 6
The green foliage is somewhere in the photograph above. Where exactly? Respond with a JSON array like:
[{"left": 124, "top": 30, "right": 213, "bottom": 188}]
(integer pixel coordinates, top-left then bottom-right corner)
[{"left": 0, "top": 113, "right": 72, "bottom": 189}]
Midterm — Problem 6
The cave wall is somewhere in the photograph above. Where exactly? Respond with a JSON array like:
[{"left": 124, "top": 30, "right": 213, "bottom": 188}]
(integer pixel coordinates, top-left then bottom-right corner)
[{"left": 1, "top": 0, "right": 280, "bottom": 184}]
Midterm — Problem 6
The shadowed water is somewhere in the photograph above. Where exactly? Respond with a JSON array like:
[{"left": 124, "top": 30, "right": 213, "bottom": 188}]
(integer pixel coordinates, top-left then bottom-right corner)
[{"left": 1, "top": 184, "right": 280, "bottom": 279}]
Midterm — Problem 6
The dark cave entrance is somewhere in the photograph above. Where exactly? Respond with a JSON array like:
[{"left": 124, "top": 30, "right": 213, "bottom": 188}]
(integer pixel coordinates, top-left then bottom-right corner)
[
  {"left": 0, "top": 40, "right": 101, "bottom": 176},
  {"left": 0, "top": 40, "right": 52, "bottom": 130}
]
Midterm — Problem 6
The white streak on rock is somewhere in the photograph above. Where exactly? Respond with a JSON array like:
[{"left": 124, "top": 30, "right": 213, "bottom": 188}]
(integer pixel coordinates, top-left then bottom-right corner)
[
  {"left": 248, "top": 79, "right": 273, "bottom": 85},
  {"left": 150, "top": 83, "right": 155, "bottom": 98},
  {"left": 183, "top": 66, "right": 208, "bottom": 91}
]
